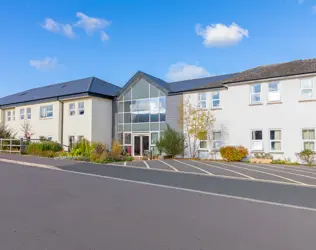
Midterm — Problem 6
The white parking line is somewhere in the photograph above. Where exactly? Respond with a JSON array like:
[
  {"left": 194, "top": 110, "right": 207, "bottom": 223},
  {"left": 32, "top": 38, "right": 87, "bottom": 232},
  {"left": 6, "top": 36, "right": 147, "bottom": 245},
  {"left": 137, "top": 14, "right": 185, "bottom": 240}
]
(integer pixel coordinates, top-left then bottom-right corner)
[
  {"left": 260, "top": 164, "right": 316, "bottom": 176},
  {"left": 124, "top": 162, "right": 127, "bottom": 166},
  {"left": 159, "top": 160, "right": 179, "bottom": 172},
  {"left": 191, "top": 160, "right": 256, "bottom": 180},
  {"left": 236, "top": 162, "right": 316, "bottom": 181},
  {"left": 143, "top": 161, "right": 150, "bottom": 169},
  {"left": 173, "top": 159, "right": 213, "bottom": 175},
  {"left": 213, "top": 161, "right": 308, "bottom": 186}
]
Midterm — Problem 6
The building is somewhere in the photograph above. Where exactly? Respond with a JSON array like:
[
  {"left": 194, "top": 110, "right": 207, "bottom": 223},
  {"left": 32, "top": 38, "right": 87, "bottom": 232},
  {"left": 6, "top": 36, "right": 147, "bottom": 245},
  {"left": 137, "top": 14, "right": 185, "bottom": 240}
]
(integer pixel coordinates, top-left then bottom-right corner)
[{"left": 1, "top": 58, "right": 316, "bottom": 160}]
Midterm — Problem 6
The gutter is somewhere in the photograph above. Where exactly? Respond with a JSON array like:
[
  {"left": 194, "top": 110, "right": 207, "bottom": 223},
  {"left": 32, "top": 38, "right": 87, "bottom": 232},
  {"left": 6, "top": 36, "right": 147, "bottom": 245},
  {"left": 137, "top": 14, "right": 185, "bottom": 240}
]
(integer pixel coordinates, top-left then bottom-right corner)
[{"left": 57, "top": 99, "right": 64, "bottom": 146}]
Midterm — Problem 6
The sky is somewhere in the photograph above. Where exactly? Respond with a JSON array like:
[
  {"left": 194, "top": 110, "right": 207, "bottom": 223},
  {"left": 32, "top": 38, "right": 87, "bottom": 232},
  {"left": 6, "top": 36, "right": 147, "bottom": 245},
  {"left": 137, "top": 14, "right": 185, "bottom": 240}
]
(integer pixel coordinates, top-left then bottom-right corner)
[{"left": 1, "top": 0, "right": 316, "bottom": 97}]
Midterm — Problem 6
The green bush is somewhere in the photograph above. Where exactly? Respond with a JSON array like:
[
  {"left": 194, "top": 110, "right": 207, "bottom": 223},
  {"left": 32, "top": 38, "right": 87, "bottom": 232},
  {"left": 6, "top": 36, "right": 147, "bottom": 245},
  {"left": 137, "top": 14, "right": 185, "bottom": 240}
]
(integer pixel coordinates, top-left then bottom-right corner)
[
  {"left": 26, "top": 141, "right": 63, "bottom": 156},
  {"left": 220, "top": 146, "right": 248, "bottom": 162},
  {"left": 254, "top": 152, "right": 273, "bottom": 159},
  {"left": 0, "top": 123, "right": 16, "bottom": 139},
  {"left": 69, "top": 139, "right": 94, "bottom": 157},
  {"left": 155, "top": 124, "right": 186, "bottom": 158},
  {"left": 271, "top": 159, "right": 287, "bottom": 165},
  {"left": 296, "top": 149, "right": 316, "bottom": 165}
]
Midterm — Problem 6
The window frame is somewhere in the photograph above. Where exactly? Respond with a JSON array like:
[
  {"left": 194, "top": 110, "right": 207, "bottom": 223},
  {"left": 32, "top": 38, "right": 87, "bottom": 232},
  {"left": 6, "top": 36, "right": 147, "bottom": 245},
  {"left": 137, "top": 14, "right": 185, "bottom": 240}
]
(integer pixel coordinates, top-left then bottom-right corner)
[
  {"left": 12, "top": 110, "right": 15, "bottom": 121},
  {"left": 251, "top": 129, "right": 263, "bottom": 151},
  {"left": 20, "top": 108, "right": 25, "bottom": 120},
  {"left": 212, "top": 131, "right": 222, "bottom": 151},
  {"left": 268, "top": 82, "right": 281, "bottom": 102},
  {"left": 302, "top": 128, "right": 316, "bottom": 151},
  {"left": 40, "top": 105, "right": 53, "bottom": 119},
  {"left": 269, "top": 129, "right": 282, "bottom": 152},
  {"left": 250, "top": 84, "right": 262, "bottom": 104},
  {"left": 26, "top": 108, "right": 31, "bottom": 120},
  {"left": 78, "top": 102, "right": 85, "bottom": 115},
  {"left": 7, "top": 111, "right": 11, "bottom": 122},
  {"left": 198, "top": 92, "right": 207, "bottom": 109},
  {"left": 69, "top": 103, "right": 76, "bottom": 116},
  {"left": 199, "top": 140, "right": 208, "bottom": 150},
  {"left": 300, "top": 78, "right": 313, "bottom": 99},
  {"left": 47, "top": 136, "right": 53, "bottom": 141},
  {"left": 212, "top": 91, "right": 220, "bottom": 108}
]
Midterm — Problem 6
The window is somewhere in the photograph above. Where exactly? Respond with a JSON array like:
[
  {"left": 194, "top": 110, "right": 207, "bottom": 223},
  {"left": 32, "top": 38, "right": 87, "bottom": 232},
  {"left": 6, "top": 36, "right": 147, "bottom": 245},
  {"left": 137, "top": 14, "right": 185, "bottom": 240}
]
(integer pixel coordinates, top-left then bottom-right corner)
[
  {"left": 268, "top": 82, "right": 280, "bottom": 102},
  {"left": 302, "top": 129, "right": 315, "bottom": 150},
  {"left": 212, "top": 131, "right": 221, "bottom": 150},
  {"left": 47, "top": 136, "right": 53, "bottom": 141},
  {"left": 198, "top": 93, "right": 207, "bottom": 109},
  {"left": 40, "top": 105, "right": 53, "bottom": 118},
  {"left": 78, "top": 102, "right": 84, "bottom": 115},
  {"left": 124, "top": 133, "right": 131, "bottom": 145},
  {"left": 12, "top": 110, "right": 15, "bottom": 121},
  {"left": 250, "top": 84, "right": 261, "bottom": 103},
  {"left": 39, "top": 136, "right": 45, "bottom": 141},
  {"left": 69, "top": 136, "right": 75, "bottom": 150},
  {"left": 199, "top": 140, "right": 208, "bottom": 150},
  {"left": 270, "top": 130, "right": 282, "bottom": 152},
  {"left": 212, "top": 92, "right": 220, "bottom": 108},
  {"left": 69, "top": 103, "right": 75, "bottom": 116},
  {"left": 251, "top": 130, "right": 263, "bottom": 151},
  {"left": 7, "top": 111, "right": 11, "bottom": 122},
  {"left": 78, "top": 136, "right": 84, "bottom": 142},
  {"left": 301, "top": 78, "right": 313, "bottom": 98},
  {"left": 151, "top": 132, "right": 159, "bottom": 145},
  {"left": 20, "top": 108, "right": 25, "bottom": 120},
  {"left": 27, "top": 108, "right": 31, "bottom": 120}
]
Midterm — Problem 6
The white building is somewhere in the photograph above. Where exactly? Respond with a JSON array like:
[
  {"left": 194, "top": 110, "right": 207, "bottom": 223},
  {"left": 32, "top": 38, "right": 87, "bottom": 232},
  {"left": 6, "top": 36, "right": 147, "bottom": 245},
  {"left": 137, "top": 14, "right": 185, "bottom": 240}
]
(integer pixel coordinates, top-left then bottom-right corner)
[{"left": 1, "top": 58, "right": 316, "bottom": 160}]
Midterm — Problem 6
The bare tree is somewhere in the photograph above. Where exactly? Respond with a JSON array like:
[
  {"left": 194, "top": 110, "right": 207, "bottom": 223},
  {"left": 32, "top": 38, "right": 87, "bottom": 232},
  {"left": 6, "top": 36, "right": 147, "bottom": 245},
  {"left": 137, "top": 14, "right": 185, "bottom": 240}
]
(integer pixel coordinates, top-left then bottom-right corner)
[
  {"left": 20, "top": 120, "right": 34, "bottom": 139},
  {"left": 179, "top": 96, "right": 215, "bottom": 158}
]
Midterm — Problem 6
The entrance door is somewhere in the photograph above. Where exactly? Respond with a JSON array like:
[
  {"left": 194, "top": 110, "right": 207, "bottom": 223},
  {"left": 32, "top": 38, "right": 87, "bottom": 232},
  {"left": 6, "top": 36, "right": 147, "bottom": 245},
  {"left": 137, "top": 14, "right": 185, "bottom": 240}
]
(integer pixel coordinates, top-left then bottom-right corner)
[
  {"left": 134, "top": 135, "right": 141, "bottom": 156},
  {"left": 142, "top": 135, "right": 150, "bottom": 155}
]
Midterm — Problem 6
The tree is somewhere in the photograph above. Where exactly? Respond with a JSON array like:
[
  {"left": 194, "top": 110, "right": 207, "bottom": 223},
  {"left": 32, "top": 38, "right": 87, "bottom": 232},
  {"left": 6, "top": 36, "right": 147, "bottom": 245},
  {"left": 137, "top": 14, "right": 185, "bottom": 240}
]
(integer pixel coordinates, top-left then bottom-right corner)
[
  {"left": 20, "top": 120, "right": 34, "bottom": 139},
  {"left": 155, "top": 124, "right": 186, "bottom": 158},
  {"left": 179, "top": 96, "right": 215, "bottom": 158},
  {"left": 0, "top": 123, "right": 16, "bottom": 139}
]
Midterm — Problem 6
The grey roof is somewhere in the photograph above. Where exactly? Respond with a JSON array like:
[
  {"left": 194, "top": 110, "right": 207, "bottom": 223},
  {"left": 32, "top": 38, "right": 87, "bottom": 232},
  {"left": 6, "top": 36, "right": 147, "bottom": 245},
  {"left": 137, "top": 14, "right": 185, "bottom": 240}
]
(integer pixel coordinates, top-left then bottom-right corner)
[
  {"left": 168, "top": 73, "right": 238, "bottom": 93},
  {"left": 0, "top": 77, "right": 121, "bottom": 107},
  {"left": 206, "top": 58, "right": 316, "bottom": 87}
]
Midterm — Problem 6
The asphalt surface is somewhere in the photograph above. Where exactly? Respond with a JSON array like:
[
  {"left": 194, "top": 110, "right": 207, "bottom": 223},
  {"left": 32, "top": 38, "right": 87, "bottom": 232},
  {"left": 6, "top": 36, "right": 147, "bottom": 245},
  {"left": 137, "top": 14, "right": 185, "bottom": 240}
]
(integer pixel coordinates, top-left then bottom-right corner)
[{"left": 1, "top": 162, "right": 316, "bottom": 250}]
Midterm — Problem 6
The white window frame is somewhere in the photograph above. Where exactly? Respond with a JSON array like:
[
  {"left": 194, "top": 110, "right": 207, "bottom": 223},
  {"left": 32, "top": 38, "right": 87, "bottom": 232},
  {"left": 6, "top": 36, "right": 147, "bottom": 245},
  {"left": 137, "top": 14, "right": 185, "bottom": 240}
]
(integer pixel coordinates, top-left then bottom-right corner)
[
  {"left": 250, "top": 84, "right": 262, "bottom": 104},
  {"left": 251, "top": 129, "right": 263, "bottom": 151},
  {"left": 198, "top": 93, "right": 207, "bottom": 109},
  {"left": 47, "top": 136, "right": 53, "bottom": 141},
  {"left": 40, "top": 105, "right": 53, "bottom": 119},
  {"left": 27, "top": 108, "right": 31, "bottom": 120},
  {"left": 268, "top": 82, "right": 281, "bottom": 102},
  {"left": 302, "top": 128, "right": 315, "bottom": 151},
  {"left": 300, "top": 78, "right": 313, "bottom": 99},
  {"left": 69, "top": 103, "right": 76, "bottom": 116},
  {"left": 269, "top": 129, "right": 282, "bottom": 152},
  {"left": 78, "top": 102, "right": 84, "bottom": 115},
  {"left": 123, "top": 132, "right": 132, "bottom": 146},
  {"left": 212, "top": 92, "right": 220, "bottom": 108},
  {"left": 20, "top": 108, "right": 25, "bottom": 120},
  {"left": 7, "top": 111, "right": 11, "bottom": 122},
  {"left": 212, "top": 131, "right": 221, "bottom": 150},
  {"left": 12, "top": 110, "right": 15, "bottom": 121},
  {"left": 150, "top": 132, "right": 159, "bottom": 146},
  {"left": 199, "top": 140, "right": 208, "bottom": 150},
  {"left": 77, "top": 136, "right": 84, "bottom": 142}
]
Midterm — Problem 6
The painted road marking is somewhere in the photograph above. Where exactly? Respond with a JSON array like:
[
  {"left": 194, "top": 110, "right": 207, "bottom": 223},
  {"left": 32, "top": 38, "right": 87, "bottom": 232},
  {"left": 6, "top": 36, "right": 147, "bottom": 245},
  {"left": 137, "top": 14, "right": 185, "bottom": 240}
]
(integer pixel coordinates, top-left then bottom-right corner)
[
  {"left": 124, "top": 162, "right": 127, "bottom": 166},
  {"left": 214, "top": 161, "right": 308, "bottom": 186},
  {"left": 237, "top": 162, "right": 316, "bottom": 181},
  {"left": 143, "top": 161, "right": 150, "bottom": 169},
  {"left": 173, "top": 159, "right": 213, "bottom": 175},
  {"left": 159, "top": 160, "right": 179, "bottom": 172},
  {"left": 57, "top": 167, "right": 316, "bottom": 212},
  {"left": 260, "top": 163, "right": 316, "bottom": 176},
  {"left": 192, "top": 160, "right": 256, "bottom": 180}
]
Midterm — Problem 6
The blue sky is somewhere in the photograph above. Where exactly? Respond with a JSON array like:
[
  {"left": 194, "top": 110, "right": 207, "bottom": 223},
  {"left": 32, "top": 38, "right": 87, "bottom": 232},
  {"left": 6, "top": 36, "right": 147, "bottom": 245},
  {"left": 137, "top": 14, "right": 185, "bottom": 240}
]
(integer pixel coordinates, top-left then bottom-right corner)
[{"left": 1, "top": 0, "right": 316, "bottom": 97}]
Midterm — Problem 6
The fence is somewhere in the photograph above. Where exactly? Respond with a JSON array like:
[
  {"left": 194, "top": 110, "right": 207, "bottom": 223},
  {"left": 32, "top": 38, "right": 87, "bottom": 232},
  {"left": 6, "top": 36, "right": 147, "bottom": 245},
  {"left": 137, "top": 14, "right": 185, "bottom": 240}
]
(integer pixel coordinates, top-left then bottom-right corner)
[{"left": 0, "top": 138, "right": 68, "bottom": 154}]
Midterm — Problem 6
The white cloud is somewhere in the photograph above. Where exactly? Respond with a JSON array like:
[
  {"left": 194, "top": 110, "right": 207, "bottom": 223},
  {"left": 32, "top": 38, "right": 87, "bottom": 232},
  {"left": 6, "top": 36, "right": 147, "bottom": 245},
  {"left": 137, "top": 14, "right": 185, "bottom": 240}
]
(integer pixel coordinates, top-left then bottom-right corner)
[
  {"left": 41, "top": 18, "right": 75, "bottom": 38},
  {"left": 195, "top": 22, "right": 249, "bottom": 47},
  {"left": 29, "top": 57, "right": 58, "bottom": 70},
  {"left": 166, "top": 62, "right": 211, "bottom": 82},
  {"left": 75, "top": 12, "right": 111, "bottom": 35},
  {"left": 100, "top": 31, "right": 110, "bottom": 42}
]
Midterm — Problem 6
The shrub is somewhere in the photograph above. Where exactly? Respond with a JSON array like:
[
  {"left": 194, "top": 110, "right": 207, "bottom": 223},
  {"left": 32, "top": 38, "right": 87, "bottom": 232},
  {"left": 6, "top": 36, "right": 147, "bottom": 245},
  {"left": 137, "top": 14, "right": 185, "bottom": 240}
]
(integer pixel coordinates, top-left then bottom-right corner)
[
  {"left": 254, "top": 152, "right": 273, "bottom": 159},
  {"left": 0, "top": 123, "right": 16, "bottom": 139},
  {"left": 69, "top": 139, "right": 94, "bottom": 157},
  {"left": 271, "top": 159, "right": 287, "bottom": 165},
  {"left": 26, "top": 141, "right": 62, "bottom": 156},
  {"left": 296, "top": 149, "right": 316, "bottom": 165},
  {"left": 155, "top": 124, "right": 186, "bottom": 157},
  {"left": 220, "top": 146, "right": 248, "bottom": 162},
  {"left": 111, "top": 140, "right": 123, "bottom": 159}
]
